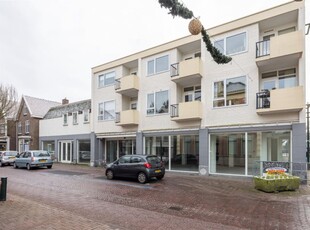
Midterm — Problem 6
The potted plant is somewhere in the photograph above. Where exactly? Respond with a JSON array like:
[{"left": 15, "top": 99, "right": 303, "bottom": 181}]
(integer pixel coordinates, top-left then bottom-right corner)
[{"left": 254, "top": 167, "right": 300, "bottom": 192}]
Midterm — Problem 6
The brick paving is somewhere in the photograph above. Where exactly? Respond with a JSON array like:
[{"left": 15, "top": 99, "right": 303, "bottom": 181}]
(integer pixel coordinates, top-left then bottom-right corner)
[{"left": 1, "top": 163, "right": 310, "bottom": 230}]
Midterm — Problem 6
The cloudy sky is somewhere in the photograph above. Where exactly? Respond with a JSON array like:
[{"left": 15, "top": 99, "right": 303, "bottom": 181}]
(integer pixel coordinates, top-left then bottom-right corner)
[{"left": 0, "top": 0, "right": 309, "bottom": 103}]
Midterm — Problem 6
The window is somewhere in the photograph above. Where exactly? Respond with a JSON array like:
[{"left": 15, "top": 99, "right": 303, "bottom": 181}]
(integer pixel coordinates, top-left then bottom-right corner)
[
  {"left": 214, "top": 32, "right": 246, "bottom": 56},
  {"left": 18, "top": 122, "right": 22, "bottom": 134},
  {"left": 73, "top": 112, "right": 78, "bottom": 125},
  {"left": 98, "top": 71, "right": 115, "bottom": 87},
  {"left": 147, "top": 55, "right": 169, "bottom": 75},
  {"left": 184, "top": 86, "right": 201, "bottom": 102},
  {"left": 25, "top": 120, "right": 30, "bottom": 134},
  {"left": 278, "top": 27, "right": 295, "bottom": 36},
  {"left": 98, "top": 101, "right": 115, "bottom": 121},
  {"left": 0, "top": 124, "right": 5, "bottom": 134},
  {"left": 83, "top": 109, "right": 89, "bottom": 122},
  {"left": 130, "top": 102, "right": 137, "bottom": 110},
  {"left": 63, "top": 114, "right": 68, "bottom": 125},
  {"left": 213, "top": 76, "right": 247, "bottom": 107},
  {"left": 147, "top": 90, "right": 169, "bottom": 115},
  {"left": 262, "top": 68, "right": 296, "bottom": 90}
]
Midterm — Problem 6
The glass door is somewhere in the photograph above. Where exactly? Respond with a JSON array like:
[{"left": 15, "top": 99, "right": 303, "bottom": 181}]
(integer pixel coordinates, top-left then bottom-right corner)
[{"left": 60, "top": 141, "right": 72, "bottom": 163}]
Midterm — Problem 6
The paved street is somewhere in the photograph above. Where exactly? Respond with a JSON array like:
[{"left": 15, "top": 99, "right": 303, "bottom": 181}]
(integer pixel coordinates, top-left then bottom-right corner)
[{"left": 1, "top": 163, "right": 310, "bottom": 230}]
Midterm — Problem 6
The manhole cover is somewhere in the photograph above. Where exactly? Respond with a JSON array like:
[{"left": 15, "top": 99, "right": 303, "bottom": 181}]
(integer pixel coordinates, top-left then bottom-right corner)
[
  {"left": 168, "top": 206, "right": 182, "bottom": 211},
  {"left": 46, "top": 170, "right": 87, "bottom": 176}
]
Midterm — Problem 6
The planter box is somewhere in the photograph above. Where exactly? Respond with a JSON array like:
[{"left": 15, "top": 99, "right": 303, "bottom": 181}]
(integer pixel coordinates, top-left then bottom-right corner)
[{"left": 254, "top": 176, "right": 300, "bottom": 193}]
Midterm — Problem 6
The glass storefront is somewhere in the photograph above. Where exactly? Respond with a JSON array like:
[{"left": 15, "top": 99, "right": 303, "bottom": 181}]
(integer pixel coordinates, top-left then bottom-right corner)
[
  {"left": 145, "top": 134, "right": 199, "bottom": 172},
  {"left": 42, "top": 141, "right": 55, "bottom": 160},
  {"left": 78, "top": 140, "right": 90, "bottom": 164},
  {"left": 105, "top": 139, "right": 136, "bottom": 163},
  {"left": 210, "top": 131, "right": 291, "bottom": 176}
]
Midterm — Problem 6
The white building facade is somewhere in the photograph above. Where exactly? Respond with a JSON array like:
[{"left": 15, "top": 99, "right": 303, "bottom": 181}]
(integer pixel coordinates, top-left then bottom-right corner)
[{"left": 91, "top": 1, "right": 306, "bottom": 178}]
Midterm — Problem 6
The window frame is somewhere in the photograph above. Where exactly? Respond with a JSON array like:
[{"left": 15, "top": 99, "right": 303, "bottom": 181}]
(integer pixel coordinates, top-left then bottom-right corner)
[
  {"left": 261, "top": 68, "right": 297, "bottom": 90},
  {"left": 72, "top": 112, "right": 78, "bottom": 125},
  {"left": 214, "top": 31, "right": 247, "bottom": 56},
  {"left": 25, "top": 120, "right": 30, "bottom": 134},
  {"left": 18, "top": 122, "right": 22, "bottom": 134},
  {"left": 184, "top": 85, "right": 201, "bottom": 102},
  {"left": 63, "top": 114, "right": 68, "bottom": 126},
  {"left": 98, "top": 100, "right": 115, "bottom": 121},
  {"left": 83, "top": 109, "right": 89, "bottom": 123},
  {"left": 147, "top": 55, "right": 169, "bottom": 76},
  {"left": 213, "top": 75, "right": 247, "bottom": 108},
  {"left": 98, "top": 71, "right": 116, "bottom": 88},
  {"left": 146, "top": 90, "right": 169, "bottom": 115}
]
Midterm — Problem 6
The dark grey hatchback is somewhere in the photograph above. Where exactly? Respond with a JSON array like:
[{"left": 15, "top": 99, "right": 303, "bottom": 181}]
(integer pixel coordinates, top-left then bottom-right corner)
[{"left": 105, "top": 155, "right": 165, "bottom": 184}]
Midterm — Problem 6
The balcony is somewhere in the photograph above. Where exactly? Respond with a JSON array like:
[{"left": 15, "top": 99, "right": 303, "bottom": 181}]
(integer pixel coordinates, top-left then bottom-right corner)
[
  {"left": 115, "top": 74, "right": 139, "bottom": 97},
  {"left": 256, "top": 31, "right": 303, "bottom": 68},
  {"left": 256, "top": 86, "right": 304, "bottom": 115},
  {"left": 170, "top": 58, "right": 202, "bottom": 86},
  {"left": 115, "top": 110, "right": 139, "bottom": 126},
  {"left": 170, "top": 101, "right": 202, "bottom": 121}
]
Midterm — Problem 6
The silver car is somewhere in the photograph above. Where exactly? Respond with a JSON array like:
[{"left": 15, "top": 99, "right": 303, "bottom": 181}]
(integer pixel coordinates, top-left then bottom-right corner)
[
  {"left": 14, "top": 150, "right": 53, "bottom": 170},
  {"left": 0, "top": 151, "right": 18, "bottom": 167}
]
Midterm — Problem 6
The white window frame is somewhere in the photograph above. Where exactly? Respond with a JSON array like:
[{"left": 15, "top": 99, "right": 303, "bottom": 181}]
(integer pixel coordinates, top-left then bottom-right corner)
[
  {"left": 18, "top": 122, "right": 22, "bottom": 134},
  {"left": 214, "top": 31, "right": 247, "bottom": 56},
  {"left": 25, "top": 120, "right": 30, "bottom": 134},
  {"left": 83, "top": 109, "right": 89, "bottom": 123},
  {"left": 147, "top": 55, "right": 169, "bottom": 76},
  {"left": 98, "top": 71, "right": 116, "bottom": 88},
  {"left": 184, "top": 85, "right": 201, "bottom": 102},
  {"left": 63, "top": 114, "right": 68, "bottom": 126},
  {"left": 98, "top": 101, "right": 115, "bottom": 121},
  {"left": 146, "top": 90, "right": 169, "bottom": 115},
  {"left": 72, "top": 112, "right": 78, "bottom": 125},
  {"left": 213, "top": 76, "right": 247, "bottom": 108},
  {"left": 261, "top": 68, "right": 297, "bottom": 90}
]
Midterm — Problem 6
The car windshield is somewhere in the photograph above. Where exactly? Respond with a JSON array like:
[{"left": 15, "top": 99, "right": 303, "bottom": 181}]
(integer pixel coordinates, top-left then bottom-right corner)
[
  {"left": 146, "top": 156, "right": 161, "bottom": 164},
  {"left": 3, "top": 152, "right": 17, "bottom": 156},
  {"left": 33, "top": 151, "right": 50, "bottom": 157}
]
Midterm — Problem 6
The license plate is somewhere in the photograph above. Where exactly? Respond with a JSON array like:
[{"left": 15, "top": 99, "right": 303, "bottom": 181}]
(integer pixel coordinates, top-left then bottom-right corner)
[
  {"left": 155, "top": 169, "right": 161, "bottom": 173},
  {"left": 39, "top": 159, "right": 47, "bottom": 162},
  {"left": 9, "top": 157, "right": 16, "bottom": 159}
]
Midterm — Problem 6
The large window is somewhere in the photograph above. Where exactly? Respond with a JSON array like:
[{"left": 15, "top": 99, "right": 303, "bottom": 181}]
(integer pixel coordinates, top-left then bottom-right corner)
[
  {"left": 214, "top": 32, "right": 246, "bottom": 56},
  {"left": 98, "top": 101, "right": 115, "bottom": 121},
  {"left": 262, "top": 68, "right": 297, "bottom": 90},
  {"left": 18, "top": 122, "right": 22, "bottom": 134},
  {"left": 147, "top": 90, "right": 169, "bottom": 115},
  {"left": 213, "top": 76, "right": 247, "bottom": 107},
  {"left": 147, "top": 55, "right": 169, "bottom": 75},
  {"left": 25, "top": 120, "right": 30, "bottom": 134},
  {"left": 98, "top": 71, "right": 115, "bottom": 88},
  {"left": 210, "top": 131, "right": 291, "bottom": 176},
  {"left": 78, "top": 140, "right": 91, "bottom": 164}
]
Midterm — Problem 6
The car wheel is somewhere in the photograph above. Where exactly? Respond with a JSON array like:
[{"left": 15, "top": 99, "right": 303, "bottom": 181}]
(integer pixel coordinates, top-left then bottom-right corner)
[
  {"left": 156, "top": 175, "right": 164, "bottom": 180},
  {"left": 47, "top": 165, "right": 52, "bottom": 169},
  {"left": 13, "top": 162, "right": 18, "bottom": 169},
  {"left": 137, "top": 172, "right": 147, "bottom": 184},
  {"left": 106, "top": 170, "right": 114, "bottom": 180},
  {"left": 26, "top": 164, "right": 31, "bottom": 170}
]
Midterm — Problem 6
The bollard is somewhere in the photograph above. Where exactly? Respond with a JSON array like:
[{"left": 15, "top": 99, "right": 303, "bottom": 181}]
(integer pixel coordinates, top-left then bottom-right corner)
[{"left": 0, "top": 177, "right": 7, "bottom": 201}]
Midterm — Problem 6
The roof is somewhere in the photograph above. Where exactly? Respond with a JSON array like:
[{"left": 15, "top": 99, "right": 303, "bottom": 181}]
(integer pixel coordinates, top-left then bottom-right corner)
[
  {"left": 44, "top": 99, "right": 91, "bottom": 119},
  {"left": 23, "top": 95, "right": 61, "bottom": 119}
]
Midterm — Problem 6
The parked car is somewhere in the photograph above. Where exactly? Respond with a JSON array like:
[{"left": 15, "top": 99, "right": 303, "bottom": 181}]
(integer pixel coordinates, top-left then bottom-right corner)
[
  {"left": 105, "top": 154, "right": 165, "bottom": 184},
  {"left": 13, "top": 150, "right": 53, "bottom": 170},
  {"left": 0, "top": 151, "right": 18, "bottom": 167}
]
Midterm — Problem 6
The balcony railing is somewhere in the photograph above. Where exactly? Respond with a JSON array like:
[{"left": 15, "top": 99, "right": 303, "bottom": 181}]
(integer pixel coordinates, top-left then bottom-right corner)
[
  {"left": 256, "top": 40, "right": 270, "bottom": 58},
  {"left": 114, "top": 79, "right": 121, "bottom": 90},
  {"left": 256, "top": 90, "right": 270, "bottom": 109},
  {"left": 115, "top": 112, "right": 120, "bottom": 123},
  {"left": 170, "top": 63, "right": 179, "bottom": 78},
  {"left": 170, "top": 104, "right": 179, "bottom": 118}
]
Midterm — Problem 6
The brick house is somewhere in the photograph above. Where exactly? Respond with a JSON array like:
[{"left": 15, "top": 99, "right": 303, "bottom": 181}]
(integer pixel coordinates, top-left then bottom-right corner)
[
  {"left": 0, "top": 103, "right": 18, "bottom": 151},
  {"left": 16, "top": 95, "right": 60, "bottom": 152}
]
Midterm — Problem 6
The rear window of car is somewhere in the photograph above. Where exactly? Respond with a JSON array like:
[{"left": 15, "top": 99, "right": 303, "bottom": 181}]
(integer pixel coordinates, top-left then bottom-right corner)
[
  {"left": 146, "top": 156, "right": 161, "bottom": 164},
  {"left": 3, "top": 152, "right": 17, "bottom": 156},
  {"left": 33, "top": 152, "right": 50, "bottom": 157}
]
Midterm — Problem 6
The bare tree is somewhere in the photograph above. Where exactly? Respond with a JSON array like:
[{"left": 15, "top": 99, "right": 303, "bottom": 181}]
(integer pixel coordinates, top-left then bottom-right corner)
[{"left": 0, "top": 84, "right": 18, "bottom": 120}]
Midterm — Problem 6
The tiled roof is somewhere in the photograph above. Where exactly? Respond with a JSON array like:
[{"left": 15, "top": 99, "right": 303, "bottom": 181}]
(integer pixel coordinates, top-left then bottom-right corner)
[
  {"left": 23, "top": 95, "right": 61, "bottom": 118},
  {"left": 44, "top": 99, "right": 91, "bottom": 119}
]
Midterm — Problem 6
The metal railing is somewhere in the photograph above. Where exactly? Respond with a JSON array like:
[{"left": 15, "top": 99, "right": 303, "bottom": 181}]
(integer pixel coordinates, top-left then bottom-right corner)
[
  {"left": 256, "top": 40, "right": 270, "bottom": 58},
  {"left": 114, "top": 79, "right": 121, "bottom": 90},
  {"left": 115, "top": 112, "right": 120, "bottom": 123},
  {"left": 170, "top": 104, "right": 179, "bottom": 117},
  {"left": 170, "top": 63, "right": 179, "bottom": 77},
  {"left": 256, "top": 90, "right": 270, "bottom": 109}
]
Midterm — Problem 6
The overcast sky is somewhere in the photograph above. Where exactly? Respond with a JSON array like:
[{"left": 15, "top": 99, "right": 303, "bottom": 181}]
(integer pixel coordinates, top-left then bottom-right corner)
[{"left": 0, "top": 0, "right": 309, "bottom": 103}]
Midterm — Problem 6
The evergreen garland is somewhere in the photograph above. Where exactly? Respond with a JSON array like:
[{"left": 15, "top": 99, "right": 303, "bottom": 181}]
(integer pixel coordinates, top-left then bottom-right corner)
[{"left": 158, "top": 0, "right": 232, "bottom": 64}]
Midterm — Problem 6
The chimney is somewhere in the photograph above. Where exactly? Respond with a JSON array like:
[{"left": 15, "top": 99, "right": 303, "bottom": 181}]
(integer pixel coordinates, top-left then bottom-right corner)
[{"left": 62, "top": 98, "right": 69, "bottom": 105}]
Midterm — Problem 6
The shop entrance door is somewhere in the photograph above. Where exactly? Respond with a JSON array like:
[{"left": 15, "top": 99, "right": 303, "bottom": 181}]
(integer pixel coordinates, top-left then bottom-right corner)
[{"left": 60, "top": 141, "right": 72, "bottom": 163}]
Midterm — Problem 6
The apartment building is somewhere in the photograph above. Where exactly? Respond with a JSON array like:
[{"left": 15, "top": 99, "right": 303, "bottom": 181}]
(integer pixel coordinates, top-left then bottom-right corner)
[
  {"left": 91, "top": 1, "right": 306, "bottom": 177},
  {"left": 39, "top": 99, "right": 94, "bottom": 164}
]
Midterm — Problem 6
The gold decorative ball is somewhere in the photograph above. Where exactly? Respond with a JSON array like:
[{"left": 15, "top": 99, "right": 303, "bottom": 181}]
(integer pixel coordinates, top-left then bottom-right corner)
[{"left": 188, "top": 18, "right": 202, "bottom": 35}]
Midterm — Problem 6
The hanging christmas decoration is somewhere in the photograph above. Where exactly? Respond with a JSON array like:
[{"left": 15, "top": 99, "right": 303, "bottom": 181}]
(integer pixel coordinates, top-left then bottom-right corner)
[
  {"left": 158, "top": 0, "right": 232, "bottom": 64},
  {"left": 188, "top": 18, "right": 202, "bottom": 35}
]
